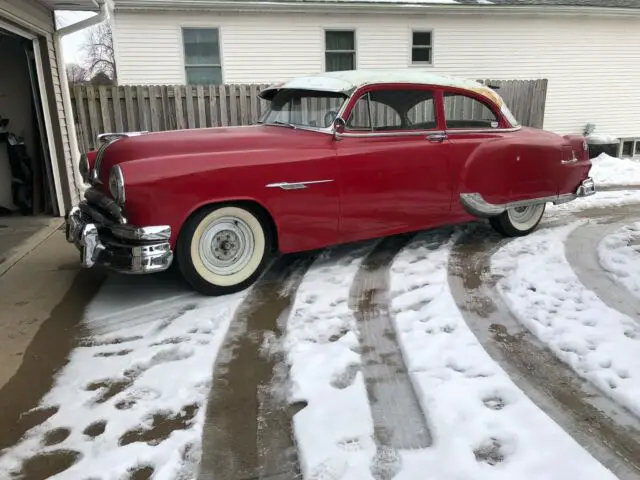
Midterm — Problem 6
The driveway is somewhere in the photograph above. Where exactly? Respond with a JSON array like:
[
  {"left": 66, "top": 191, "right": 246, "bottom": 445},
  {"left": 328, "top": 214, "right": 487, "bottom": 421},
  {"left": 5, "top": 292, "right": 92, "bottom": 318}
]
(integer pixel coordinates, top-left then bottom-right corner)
[{"left": 2, "top": 177, "right": 640, "bottom": 478}]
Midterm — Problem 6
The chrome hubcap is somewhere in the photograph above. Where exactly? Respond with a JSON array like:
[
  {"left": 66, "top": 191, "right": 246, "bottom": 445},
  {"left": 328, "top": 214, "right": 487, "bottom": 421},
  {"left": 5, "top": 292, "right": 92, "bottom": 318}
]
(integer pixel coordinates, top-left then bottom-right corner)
[
  {"left": 199, "top": 216, "right": 254, "bottom": 276},
  {"left": 508, "top": 205, "right": 541, "bottom": 224}
]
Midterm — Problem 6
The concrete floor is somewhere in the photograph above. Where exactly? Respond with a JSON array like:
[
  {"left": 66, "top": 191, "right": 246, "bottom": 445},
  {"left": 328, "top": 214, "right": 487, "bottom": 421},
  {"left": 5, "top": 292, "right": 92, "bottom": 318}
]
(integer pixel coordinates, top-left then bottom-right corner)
[
  {"left": 0, "top": 216, "right": 96, "bottom": 391},
  {"left": 0, "top": 216, "right": 63, "bottom": 277}
]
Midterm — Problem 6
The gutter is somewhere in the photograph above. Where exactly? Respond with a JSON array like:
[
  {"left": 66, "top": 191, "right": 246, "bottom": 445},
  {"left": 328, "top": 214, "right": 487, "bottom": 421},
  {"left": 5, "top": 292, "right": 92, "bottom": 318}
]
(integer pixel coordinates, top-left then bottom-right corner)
[
  {"left": 54, "top": 0, "right": 112, "bottom": 202},
  {"left": 113, "top": 0, "right": 640, "bottom": 17}
]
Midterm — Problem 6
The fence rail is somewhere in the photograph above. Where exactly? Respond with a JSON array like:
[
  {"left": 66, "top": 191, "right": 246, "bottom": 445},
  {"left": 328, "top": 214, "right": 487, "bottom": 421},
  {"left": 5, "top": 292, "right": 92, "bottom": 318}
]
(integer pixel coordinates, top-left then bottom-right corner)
[{"left": 70, "top": 79, "right": 548, "bottom": 152}]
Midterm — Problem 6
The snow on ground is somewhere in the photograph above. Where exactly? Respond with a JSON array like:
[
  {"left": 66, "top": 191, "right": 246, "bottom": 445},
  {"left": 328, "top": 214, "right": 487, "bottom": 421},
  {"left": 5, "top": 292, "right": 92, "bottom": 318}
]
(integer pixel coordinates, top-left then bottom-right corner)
[
  {"left": 386, "top": 230, "right": 615, "bottom": 480},
  {"left": 285, "top": 231, "right": 615, "bottom": 479},
  {"left": 590, "top": 153, "right": 640, "bottom": 186},
  {"left": 0, "top": 279, "right": 245, "bottom": 480},
  {"left": 285, "top": 242, "right": 378, "bottom": 479},
  {"left": 492, "top": 222, "right": 640, "bottom": 419},
  {"left": 547, "top": 188, "right": 640, "bottom": 217},
  {"left": 598, "top": 221, "right": 640, "bottom": 300}
]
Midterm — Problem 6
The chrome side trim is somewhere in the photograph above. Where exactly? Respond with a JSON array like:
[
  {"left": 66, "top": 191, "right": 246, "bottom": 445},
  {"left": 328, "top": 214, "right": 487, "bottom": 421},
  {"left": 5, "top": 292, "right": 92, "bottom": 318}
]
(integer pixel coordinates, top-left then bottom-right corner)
[
  {"left": 266, "top": 180, "right": 334, "bottom": 190},
  {"left": 460, "top": 178, "right": 596, "bottom": 218},
  {"left": 335, "top": 126, "right": 521, "bottom": 139},
  {"left": 445, "top": 125, "right": 522, "bottom": 134},
  {"left": 339, "top": 129, "right": 446, "bottom": 139}
]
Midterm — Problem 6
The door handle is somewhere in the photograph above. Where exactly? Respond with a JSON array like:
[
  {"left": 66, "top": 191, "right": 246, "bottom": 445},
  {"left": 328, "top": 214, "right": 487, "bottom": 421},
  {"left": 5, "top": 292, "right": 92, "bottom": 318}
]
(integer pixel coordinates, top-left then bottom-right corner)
[
  {"left": 427, "top": 133, "right": 447, "bottom": 143},
  {"left": 561, "top": 152, "right": 578, "bottom": 164}
]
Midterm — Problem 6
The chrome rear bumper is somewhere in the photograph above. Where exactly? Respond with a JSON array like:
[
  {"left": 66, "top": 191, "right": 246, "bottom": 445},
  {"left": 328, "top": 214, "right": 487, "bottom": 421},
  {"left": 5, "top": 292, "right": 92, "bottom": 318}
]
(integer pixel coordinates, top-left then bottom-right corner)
[
  {"left": 460, "top": 177, "right": 596, "bottom": 218},
  {"left": 65, "top": 206, "right": 173, "bottom": 274},
  {"left": 576, "top": 177, "right": 596, "bottom": 197}
]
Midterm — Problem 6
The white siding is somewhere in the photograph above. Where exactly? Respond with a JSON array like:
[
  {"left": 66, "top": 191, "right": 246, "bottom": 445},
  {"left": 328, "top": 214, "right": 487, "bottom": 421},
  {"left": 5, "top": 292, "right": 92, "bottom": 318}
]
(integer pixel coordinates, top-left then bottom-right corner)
[
  {"left": 113, "top": 10, "right": 640, "bottom": 137},
  {"left": 0, "top": 0, "right": 53, "bottom": 32}
]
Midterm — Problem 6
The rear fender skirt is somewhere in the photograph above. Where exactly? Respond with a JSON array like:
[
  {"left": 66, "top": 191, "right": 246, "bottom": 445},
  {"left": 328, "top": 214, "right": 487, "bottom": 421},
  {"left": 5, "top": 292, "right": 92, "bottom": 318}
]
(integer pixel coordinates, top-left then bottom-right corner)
[{"left": 460, "top": 192, "right": 577, "bottom": 218}]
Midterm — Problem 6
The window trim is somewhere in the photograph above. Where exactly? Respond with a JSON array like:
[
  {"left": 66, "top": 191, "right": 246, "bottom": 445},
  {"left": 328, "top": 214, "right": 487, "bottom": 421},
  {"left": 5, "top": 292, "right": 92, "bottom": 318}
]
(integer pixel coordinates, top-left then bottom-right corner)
[
  {"left": 342, "top": 84, "right": 442, "bottom": 135},
  {"left": 324, "top": 28, "right": 357, "bottom": 72},
  {"left": 442, "top": 89, "right": 504, "bottom": 131},
  {"left": 618, "top": 138, "right": 640, "bottom": 158},
  {"left": 181, "top": 26, "right": 224, "bottom": 84},
  {"left": 409, "top": 28, "right": 434, "bottom": 67}
]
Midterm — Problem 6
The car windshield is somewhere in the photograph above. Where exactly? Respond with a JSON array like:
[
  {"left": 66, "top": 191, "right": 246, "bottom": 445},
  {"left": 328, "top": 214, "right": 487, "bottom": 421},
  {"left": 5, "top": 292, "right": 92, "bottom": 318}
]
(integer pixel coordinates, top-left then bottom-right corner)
[{"left": 259, "top": 89, "right": 348, "bottom": 129}]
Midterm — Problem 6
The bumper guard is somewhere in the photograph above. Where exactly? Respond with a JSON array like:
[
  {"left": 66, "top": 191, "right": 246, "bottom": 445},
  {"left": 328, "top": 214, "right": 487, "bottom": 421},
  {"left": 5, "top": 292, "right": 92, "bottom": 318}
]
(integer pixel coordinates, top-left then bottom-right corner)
[{"left": 65, "top": 206, "right": 173, "bottom": 274}]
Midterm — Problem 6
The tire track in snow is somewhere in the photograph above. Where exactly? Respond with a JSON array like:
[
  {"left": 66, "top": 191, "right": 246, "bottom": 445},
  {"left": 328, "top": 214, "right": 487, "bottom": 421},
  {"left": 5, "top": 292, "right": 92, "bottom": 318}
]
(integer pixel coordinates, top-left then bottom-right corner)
[
  {"left": 198, "top": 253, "right": 316, "bottom": 480},
  {"left": 448, "top": 223, "right": 640, "bottom": 480},
  {"left": 349, "top": 233, "right": 431, "bottom": 478},
  {"left": 566, "top": 218, "right": 640, "bottom": 323}
]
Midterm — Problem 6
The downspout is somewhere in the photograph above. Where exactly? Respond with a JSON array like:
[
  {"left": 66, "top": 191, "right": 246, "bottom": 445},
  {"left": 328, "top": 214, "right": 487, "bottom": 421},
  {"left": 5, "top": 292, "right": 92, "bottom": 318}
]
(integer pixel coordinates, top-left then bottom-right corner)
[{"left": 54, "top": 0, "right": 112, "bottom": 203}]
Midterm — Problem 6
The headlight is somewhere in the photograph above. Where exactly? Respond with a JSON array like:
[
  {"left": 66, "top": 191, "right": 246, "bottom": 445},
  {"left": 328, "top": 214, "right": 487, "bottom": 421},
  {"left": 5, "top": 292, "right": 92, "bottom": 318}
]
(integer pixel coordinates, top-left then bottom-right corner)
[
  {"left": 79, "top": 154, "right": 90, "bottom": 184},
  {"left": 109, "top": 165, "right": 126, "bottom": 205}
]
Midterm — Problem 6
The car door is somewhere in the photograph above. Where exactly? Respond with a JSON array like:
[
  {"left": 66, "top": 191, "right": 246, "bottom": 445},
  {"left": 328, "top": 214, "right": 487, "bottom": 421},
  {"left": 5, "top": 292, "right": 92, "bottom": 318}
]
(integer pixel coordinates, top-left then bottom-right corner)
[
  {"left": 335, "top": 85, "right": 453, "bottom": 243},
  {"left": 442, "top": 89, "right": 557, "bottom": 214}
]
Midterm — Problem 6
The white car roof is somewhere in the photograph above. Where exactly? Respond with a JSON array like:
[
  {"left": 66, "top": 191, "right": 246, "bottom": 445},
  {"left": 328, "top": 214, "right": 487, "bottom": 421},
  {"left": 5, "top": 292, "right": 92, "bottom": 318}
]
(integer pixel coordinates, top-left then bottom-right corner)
[{"left": 260, "top": 69, "right": 506, "bottom": 107}]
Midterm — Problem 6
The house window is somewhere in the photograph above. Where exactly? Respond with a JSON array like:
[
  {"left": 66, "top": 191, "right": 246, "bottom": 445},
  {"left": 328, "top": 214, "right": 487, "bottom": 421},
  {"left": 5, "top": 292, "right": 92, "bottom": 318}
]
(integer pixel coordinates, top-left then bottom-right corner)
[
  {"left": 183, "top": 28, "right": 222, "bottom": 84},
  {"left": 325, "top": 30, "right": 355, "bottom": 72},
  {"left": 621, "top": 140, "right": 634, "bottom": 157},
  {"left": 411, "top": 31, "right": 433, "bottom": 65}
]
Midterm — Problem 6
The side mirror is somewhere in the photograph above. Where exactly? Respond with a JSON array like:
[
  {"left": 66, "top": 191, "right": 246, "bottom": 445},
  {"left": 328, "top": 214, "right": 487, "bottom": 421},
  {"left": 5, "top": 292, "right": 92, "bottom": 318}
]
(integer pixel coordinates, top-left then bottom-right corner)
[{"left": 333, "top": 117, "right": 346, "bottom": 140}]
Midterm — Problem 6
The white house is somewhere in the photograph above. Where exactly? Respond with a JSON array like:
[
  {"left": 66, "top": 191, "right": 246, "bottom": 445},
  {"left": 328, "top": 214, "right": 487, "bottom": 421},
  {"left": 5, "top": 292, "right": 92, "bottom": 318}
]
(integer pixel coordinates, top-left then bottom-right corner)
[{"left": 111, "top": 0, "right": 640, "bottom": 149}]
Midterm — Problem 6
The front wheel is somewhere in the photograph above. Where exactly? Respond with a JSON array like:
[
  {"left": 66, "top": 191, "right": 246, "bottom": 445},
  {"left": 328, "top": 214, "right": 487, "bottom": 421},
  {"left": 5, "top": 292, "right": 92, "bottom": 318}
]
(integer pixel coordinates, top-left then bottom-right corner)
[
  {"left": 176, "top": 204, "right": 273, "bottom": 295},
  {"left": 489, "top": 203, "right": 546, "bottom": 237}
]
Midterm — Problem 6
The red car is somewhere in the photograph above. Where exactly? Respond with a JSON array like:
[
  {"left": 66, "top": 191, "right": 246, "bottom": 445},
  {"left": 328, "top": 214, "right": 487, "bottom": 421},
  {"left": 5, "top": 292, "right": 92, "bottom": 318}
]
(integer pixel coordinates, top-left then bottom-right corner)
[{"left": 65, "top": 70, "right": 595, "bottom": 295}]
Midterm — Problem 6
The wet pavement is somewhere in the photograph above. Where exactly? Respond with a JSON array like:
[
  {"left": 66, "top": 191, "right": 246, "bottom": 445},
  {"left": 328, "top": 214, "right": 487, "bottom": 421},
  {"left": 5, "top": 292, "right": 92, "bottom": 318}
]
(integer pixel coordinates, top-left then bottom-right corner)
[
  {"left": 348, "top": 234, "right": 431, "bottom": 479},
  {"left": 566, "top": 216, "right": 640, "bottom": 321},
  {"left": 4, "top": 200, "right": 640, "bottom": 478},
  {"left": 199, "top": 254, "right": 316, "bottom": 480},
  {"left": 0, "top": 269, "right": 105, "bottom": 478}
]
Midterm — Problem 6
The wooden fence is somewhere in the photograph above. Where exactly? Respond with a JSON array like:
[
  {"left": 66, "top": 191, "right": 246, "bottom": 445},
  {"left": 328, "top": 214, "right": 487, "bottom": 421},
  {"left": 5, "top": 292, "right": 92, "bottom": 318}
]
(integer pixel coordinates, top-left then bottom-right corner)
[{"left": 70, "top": 79, "right": 548, "bottom": 152}]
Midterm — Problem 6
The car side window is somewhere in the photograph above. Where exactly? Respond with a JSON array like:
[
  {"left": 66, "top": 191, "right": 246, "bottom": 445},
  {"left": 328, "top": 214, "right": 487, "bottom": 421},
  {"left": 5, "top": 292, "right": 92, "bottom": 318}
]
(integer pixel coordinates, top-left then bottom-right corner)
[
  {"left": 443, "top": 92, "right": 499, "bottom": 130},
  {"left": 346, "top": 89, "right": 437, "bottom": 132}
]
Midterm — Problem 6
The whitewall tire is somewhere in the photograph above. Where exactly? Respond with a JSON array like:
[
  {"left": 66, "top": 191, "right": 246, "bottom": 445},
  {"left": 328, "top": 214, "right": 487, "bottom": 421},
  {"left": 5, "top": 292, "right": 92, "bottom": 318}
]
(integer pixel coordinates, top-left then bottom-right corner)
[
  {"left": 489, "top": 203, "right": 546, "bottom": 237},
  {"left": 177, "top": 204, "right": 273, "bottom": 295}
]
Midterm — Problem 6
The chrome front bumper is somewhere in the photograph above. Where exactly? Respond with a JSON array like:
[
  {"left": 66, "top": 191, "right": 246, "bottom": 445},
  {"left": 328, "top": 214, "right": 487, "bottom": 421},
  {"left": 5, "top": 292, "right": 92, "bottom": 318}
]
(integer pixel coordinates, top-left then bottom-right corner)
[{"left": 65, "top": 206, "right": 173, "bottom": 274}]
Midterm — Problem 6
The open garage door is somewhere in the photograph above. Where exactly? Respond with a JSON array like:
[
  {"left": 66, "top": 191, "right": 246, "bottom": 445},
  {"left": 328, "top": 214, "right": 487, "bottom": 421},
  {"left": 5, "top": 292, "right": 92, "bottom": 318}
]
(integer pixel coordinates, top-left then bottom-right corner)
[{"left": 0, "top": 21, "right": 62, "bottom": 217}]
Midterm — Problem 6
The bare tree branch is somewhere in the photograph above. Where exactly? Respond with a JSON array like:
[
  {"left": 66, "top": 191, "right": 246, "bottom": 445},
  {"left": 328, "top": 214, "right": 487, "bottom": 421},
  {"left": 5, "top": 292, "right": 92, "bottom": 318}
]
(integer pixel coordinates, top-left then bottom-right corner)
[
  {"left": 65, "top": 62, "right": 89, "bottom": 85},
  {"left": 81, "top": 21, "right": 117, "bottom": 84}
]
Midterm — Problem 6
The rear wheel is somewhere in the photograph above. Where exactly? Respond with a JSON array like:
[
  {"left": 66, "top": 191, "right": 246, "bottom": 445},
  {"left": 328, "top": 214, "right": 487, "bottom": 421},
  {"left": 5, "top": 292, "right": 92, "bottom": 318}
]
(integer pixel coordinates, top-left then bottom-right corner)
[
  {"left": 489, "top": 203, "right": 546, "bottom": 237},
  {"left": 177, "top": 204, "right": 273, "bottom": 295}
]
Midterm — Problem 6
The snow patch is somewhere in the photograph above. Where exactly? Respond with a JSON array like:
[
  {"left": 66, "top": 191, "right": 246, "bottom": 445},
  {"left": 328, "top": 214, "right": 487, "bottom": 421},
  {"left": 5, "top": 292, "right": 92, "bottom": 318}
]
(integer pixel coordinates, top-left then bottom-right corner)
[
  {"left": 0, "top": 285, "right": 245, "bottom": 479},
  {"left": 547, "top": 189, "right": 640, "bottom": 217},
  {"left": 587, "top": 134, "right": 619, "bottom": 145},
  {"left": 493, "top": 223, "right": 640, "bottom": 419},
  {"left": 598, "top": 221, "right": 640, "bottom": 300},
  {"left": 590, "top": 153, "right": 640, "bottom": 187},
  {"left": 285, "top": 243, "right": 378, "bottom": 479},
  {"left": 386, "top": 231, "right": 615, "bottom": 479}
]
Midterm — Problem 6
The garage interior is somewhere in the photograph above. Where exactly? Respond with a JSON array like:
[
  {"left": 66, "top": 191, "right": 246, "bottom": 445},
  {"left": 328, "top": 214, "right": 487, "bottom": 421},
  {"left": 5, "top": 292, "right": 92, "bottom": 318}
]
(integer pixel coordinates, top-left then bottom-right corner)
[{"left": 0, "top": 27, "right": 60, "bottom": 263}]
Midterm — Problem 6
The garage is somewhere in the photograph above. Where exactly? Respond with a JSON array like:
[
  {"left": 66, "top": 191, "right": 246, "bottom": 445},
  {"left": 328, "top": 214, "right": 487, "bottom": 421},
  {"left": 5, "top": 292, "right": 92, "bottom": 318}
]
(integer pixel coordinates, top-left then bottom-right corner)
[
  {"left": 0, "top": 25, "right": 59, "bottom": 217},
  {"left": 0, "top": 0, "right": 104, "bottom": 265}
]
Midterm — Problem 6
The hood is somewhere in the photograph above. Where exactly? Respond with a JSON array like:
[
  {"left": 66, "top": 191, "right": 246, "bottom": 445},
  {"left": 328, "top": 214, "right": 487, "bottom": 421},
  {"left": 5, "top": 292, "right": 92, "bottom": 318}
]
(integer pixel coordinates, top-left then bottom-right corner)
[
  {"left": 101, "top": 125, "right": 326, "bottom": 163},
  {"left": 95, "top": 125, "right": 329, "bottom": 183}
]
